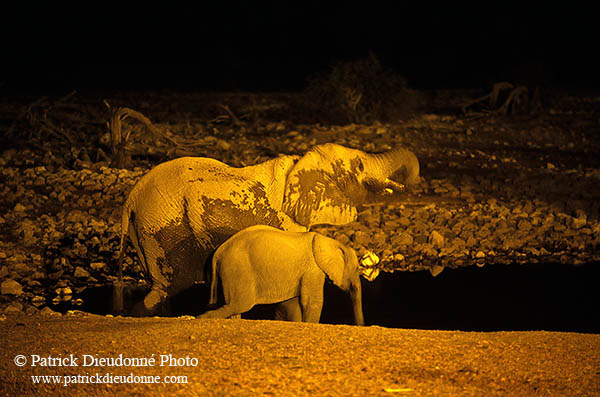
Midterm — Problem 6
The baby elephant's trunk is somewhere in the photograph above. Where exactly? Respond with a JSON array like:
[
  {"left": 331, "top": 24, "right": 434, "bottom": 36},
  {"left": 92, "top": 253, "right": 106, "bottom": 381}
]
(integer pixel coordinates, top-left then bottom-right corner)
[{"left": 350, "top": 274, "right": 365, "bottom": 326}]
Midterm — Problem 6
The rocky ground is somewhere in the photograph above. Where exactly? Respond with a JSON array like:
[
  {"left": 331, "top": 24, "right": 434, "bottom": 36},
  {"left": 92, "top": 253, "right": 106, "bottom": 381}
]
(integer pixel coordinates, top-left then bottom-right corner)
[{"left": 0, "top": 89, "right": 599, "bottom": 316}]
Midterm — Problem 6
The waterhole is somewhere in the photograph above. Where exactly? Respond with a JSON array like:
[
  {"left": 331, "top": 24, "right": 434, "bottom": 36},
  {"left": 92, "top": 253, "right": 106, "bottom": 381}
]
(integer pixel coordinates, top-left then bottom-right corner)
[{"left": 76, "top": 262, "right": 599, "bottom": 333}]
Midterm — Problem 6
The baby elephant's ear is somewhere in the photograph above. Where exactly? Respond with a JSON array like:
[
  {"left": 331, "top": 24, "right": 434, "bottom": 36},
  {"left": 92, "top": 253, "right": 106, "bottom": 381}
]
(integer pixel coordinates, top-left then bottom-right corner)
[
  {"left": 283, "top": 146, "right": 359, "bottom": 228},
  {"left": 312, "top": 234, "right": 344, "bottom": 287}
]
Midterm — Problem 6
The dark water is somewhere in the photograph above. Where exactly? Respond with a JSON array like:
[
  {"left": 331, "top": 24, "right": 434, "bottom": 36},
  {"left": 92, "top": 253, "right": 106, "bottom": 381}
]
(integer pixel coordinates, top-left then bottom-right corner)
[
  {"left": 323, "top": 262, "right": 600, "bottom": 333},
  {"left": 78, "top": 263, "right": 600, "bottom": 333}
]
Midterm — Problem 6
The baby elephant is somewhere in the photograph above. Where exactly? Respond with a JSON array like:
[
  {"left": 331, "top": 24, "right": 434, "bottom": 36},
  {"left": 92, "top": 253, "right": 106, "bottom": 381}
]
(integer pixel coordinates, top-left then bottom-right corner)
[{"left": 198, "top": 225, "right": 364, "bottom": 325}]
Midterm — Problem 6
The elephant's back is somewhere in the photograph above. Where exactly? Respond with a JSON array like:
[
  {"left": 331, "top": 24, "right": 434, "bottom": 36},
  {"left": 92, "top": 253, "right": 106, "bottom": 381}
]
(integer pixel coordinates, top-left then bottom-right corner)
[
  {"left": 130, "top": 157, "right": 233, "bottom": 195},
  {"left": 218, "top": 225, "right": 314, "bottom": 267},
  {"left": 152, "top": 157, "right": 232, "bottom": 180},
  {"left": 123, "top": 157, "right": 230, "bottom": 230},
  {"left": 225, "top": 225, "right": 312, "bottom": 248}
]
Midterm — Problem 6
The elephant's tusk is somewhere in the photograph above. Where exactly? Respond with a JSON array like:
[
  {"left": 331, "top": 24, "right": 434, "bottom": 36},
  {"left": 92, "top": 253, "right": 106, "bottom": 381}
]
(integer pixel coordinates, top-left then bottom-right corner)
[{"left": 383, "top": 179, "right": 405, "bottom": 194}]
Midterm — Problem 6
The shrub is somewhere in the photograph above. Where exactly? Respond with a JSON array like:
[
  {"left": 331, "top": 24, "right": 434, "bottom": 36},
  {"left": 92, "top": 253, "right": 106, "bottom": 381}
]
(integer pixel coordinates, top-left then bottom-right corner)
[{"left": 303, "top": 52, "right": 417, "bottom": 124}]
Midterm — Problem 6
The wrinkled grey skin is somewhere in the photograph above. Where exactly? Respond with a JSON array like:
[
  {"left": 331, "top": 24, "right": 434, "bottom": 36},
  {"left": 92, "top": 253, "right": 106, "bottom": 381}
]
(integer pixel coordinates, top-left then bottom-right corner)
[
  {"left": 113, "top": 143, "right": 419, "bottom": 316},
  {"left": 198, "top": 225, "right": 364, "bottom": 325}
]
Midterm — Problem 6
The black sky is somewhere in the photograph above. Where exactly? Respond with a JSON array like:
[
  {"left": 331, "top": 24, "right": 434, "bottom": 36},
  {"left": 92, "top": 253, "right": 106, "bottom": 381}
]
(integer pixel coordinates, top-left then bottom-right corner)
[{"left": 2, "top": 3, "right": 598, "bottom": 93}]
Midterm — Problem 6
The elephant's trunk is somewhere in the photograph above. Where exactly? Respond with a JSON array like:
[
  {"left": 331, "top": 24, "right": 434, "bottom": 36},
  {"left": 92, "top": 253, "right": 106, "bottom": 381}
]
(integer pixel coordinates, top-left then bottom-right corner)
[
  {"left": 350, "top": 273, "right": 365, "bottom": 326},
  {"left": 371, "top": 147, "right": 420, "bottom": 186}
]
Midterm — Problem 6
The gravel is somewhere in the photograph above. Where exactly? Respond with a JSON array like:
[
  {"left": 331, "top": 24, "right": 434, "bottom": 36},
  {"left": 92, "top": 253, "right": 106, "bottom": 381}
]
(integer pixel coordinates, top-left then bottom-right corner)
[{"left": 1, "top": 314, "right": 599, "bottom": 396}]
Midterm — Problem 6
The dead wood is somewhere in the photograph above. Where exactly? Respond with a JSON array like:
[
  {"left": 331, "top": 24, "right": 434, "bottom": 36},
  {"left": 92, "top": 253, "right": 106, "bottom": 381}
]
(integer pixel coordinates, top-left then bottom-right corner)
[
  {"left": 462, "top": 82, "right": 542, "bottom": 116},
  {"left": 218, "top": 104, "right": 244, "bottom": 126},
  {"left": 7, "top": 91, "right": 94, "bottom": 145},
  {"left": 106, "top": 104, "right": 213, "bottom": 168}
]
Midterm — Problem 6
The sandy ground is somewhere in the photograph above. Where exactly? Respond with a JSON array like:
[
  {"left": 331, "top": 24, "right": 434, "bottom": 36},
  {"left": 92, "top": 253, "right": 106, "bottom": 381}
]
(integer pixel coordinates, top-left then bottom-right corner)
[{"left": 1, "top": 313, "right": 599, "bottom": 396}]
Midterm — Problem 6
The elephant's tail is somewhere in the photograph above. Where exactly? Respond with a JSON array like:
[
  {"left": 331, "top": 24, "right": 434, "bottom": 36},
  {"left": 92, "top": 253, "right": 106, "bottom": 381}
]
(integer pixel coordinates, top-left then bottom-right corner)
[{"left": 112, "top": 205, "right": 131, "bottom": 315}]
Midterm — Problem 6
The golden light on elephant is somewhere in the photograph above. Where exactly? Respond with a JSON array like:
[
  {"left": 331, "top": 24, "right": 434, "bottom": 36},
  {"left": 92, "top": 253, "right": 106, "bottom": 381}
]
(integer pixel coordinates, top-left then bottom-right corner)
[
  {"left": 198, "top": 225, "right": 364, "bottom": 325},
  {"left": 113, "top": 143, "right": 420, "bottom": 317}
]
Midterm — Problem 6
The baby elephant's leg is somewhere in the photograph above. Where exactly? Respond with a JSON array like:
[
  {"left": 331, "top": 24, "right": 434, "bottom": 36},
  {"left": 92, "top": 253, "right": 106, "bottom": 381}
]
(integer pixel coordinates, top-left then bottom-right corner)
[
  {"left": 197, "top": 305, "right": 239, "bottom": 319},
  {"left": 299, "top": 270, "right": 325, "bottom": 323},
  {"left": 198, "top": 266, "right": 256, "bottom": 319}
]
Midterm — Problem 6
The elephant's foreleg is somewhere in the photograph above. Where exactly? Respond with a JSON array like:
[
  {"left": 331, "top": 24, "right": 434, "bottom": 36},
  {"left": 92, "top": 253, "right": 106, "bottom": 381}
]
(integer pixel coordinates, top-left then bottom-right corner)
[
  {"left": 275, "top": 298, "right": 303, "bottom": 322},
  {"left": 299, "top": 271, "right": 325, "bottom": 323}
]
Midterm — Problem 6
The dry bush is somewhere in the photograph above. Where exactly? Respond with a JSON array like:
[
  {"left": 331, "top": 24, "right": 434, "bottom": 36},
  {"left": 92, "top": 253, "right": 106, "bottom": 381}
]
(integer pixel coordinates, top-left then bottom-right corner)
[{"left": 302, "top": 53, "right": 419, "bottom": 124}]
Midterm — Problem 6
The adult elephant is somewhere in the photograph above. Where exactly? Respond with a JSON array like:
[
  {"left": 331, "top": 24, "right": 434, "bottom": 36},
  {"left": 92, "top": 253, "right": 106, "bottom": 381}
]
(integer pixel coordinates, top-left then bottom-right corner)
[{"left": 113, "top": 143, "right": 419, "bottom": 316}]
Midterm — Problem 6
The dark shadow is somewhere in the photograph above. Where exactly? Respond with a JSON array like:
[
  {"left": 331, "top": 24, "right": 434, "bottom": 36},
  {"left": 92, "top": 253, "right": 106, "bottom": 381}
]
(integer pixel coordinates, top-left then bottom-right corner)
[
  {"left": 76, "top": 262, "right": 600, "bottom": 333},
  {"left": 324, "top": 262, "right": 600, "bottom": 333}
]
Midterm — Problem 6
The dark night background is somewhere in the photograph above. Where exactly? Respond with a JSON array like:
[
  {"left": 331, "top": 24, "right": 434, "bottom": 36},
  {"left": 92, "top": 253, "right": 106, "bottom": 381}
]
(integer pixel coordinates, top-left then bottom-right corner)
[{"left": 1, "top": 3, "right": 598, "bottom": 94}]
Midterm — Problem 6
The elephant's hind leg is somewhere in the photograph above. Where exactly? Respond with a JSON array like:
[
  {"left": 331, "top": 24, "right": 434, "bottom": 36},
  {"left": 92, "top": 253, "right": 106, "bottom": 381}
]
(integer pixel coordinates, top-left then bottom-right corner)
[
  {"left": 198, "top": 296, "right": 252, "bottom": 319},
  {"left": 131, "top": 287, "right": 168, "bottom": 316},
  {"left": 198, "top": 265, "right": 256, "bottom": 319},
  {"left": 134, "top": 236, "right": 170, "bottom": 316},
  {"left": 275, "top": 297, "right": 303, "bottom": 322},
  {"left": 197, "top": 305, "right": 240, "bottom": 319}
]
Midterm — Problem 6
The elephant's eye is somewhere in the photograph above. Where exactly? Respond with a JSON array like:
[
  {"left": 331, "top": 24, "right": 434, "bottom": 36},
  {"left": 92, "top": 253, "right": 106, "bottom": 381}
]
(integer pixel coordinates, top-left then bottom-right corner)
[{"left": 358, "top": 160, "right": 364, "bottom": 172}]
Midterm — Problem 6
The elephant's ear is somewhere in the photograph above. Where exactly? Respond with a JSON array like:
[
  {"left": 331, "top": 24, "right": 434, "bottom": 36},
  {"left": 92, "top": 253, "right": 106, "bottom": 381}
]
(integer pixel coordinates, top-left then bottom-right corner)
[
  {"left": 282, "top": 144, "right": 363, "bottom": 227},
  {"left": 312, "top": 234, "right": 344, "bottom": 287}
]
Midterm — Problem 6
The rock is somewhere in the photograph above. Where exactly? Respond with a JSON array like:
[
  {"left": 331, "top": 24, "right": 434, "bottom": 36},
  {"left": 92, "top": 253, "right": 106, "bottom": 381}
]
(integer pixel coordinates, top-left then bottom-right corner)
[
  {"left": 398, "top": 217, "right": 411, "bottom": 227},
  {"left": 13, "top": 203, "right": 27, "bottom": 213},
  {"left": 475, "top": 251, "right": 486, "bottom": 258},
  {"left": 1, "top": 279, "right": 23, "bottom": 295},
  {"left": 31, "top": 271, "right": 46, "bottom": 280},
  {"left": 517, "top": 219, "right": 532, "bottom": 231},
  {"left": 74, "top": 267, "right": 90, "bottom": 278},
  {"left": 414, "top": 234, "right": 428, "bottom": 244},
  {"left": 465, "top": 235, "right": 478, "bottom": 247},
  {"left": 393, "top": 253, "right": 405, "bottom": 261},
  {"left": 572, "top": 217, "right": 587, "bottom": 230},
  {"left": 360, "top": 251, "right": 379, "bottom": 267},
  {"left": 90, "top": 262, "right": 107, "bottom": 271},
  {"left": 371, "top": 232, "right": 387, "bottom": 248},
  {"left": 351, "top": 231, "right": 371, "bottom": 246},
  {"left": 0, "top": 266, "right": 8, "bottom": 278},
  {"left": 18, "top": 220, "right": 37, "bottom": 244},
  {"left": 416, "top": 243, "right": 438, "bottom": 257},
  {"left": 428, "top": 230, "right": 445, "bottom": 249},
  {"left": 26, "top": 279, "right": 41, "bottom": 288},
  {"left": 39, "top": 306, "right": 62, "bottom": 316},
  {"left": 11, "top": 263, "right": 30, "bottom": 274},
  {"left": 60, "top": 286, "right": 73, "bottom": 296},
  {"left": 522, "top": 200, "right": 534, "bottom": 215},
  {"left": 31, "top": 296, "right": 46, "bottom": 307},
  {"left": 429, "top": 265, "right": 445, "bottom": 277},
  {"left": 4, "top": 301, "right": 23, "bottom": 314},
  {"left": 24, "top": 305, "right": 40, "bottom": 315},
  {"left": 450, "top": 237, "right": 466, "bottom": 249}
]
